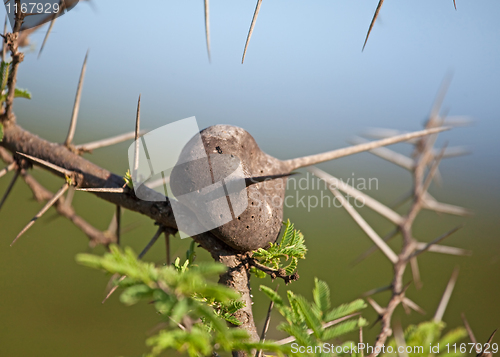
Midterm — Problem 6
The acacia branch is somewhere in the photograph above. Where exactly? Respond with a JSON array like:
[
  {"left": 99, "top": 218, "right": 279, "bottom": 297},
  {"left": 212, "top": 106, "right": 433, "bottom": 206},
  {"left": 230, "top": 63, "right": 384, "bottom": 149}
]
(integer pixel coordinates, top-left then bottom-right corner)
[
  {"left": 0, "top": 123, "right": 259, "bottom": 355},
  {"left": 249, "top": 258, "right": 299, "bottom": 284},
  {"left": 2, "top": 0, "right": 26, "bottom": 122}
]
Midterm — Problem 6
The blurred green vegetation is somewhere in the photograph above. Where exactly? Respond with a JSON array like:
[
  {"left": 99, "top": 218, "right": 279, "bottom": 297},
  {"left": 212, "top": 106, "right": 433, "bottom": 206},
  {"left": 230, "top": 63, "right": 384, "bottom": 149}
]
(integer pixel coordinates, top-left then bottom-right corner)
[{"left": 0, "top": 128, "right": 499, "bottom": 357}]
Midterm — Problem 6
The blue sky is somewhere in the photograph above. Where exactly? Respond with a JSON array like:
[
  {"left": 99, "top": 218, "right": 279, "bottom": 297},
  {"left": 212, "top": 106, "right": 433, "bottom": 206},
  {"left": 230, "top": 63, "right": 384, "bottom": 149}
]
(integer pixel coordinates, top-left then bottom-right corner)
[{"left": 6, "top": 0, "right": 500, "bottom": 189}]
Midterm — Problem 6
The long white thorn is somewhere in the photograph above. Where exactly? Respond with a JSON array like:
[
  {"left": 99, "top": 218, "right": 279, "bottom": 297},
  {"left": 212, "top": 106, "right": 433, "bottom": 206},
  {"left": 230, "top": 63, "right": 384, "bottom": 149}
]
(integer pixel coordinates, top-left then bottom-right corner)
[
  {"left": 64, "top": 50, "right": 89, "bottom": 147},
  {"left": 329, "top": 187, "right": 399, "bottom": 264},
  {"left": 434, "top": 266, "right": 460, "bottom": 322},
  {"left": 285, "top": 126, "right": 450, "bottom": 171},
  {"left": 310, "top": 167, "right": 404, "bottom": 225},
  {"left": 350, "top": 137, "right": 415, "bottom": 170},
  {"left": 75, "top": 130, "right": 146, "bottom": 152},
  {"left": 242, "top": 0, "right": 263, "bottom": 64}
]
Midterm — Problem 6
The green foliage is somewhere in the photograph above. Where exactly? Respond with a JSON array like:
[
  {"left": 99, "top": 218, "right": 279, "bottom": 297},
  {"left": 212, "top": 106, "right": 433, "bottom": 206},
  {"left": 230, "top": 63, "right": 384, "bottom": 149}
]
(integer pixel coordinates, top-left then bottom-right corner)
[
  {"left": 123, "top": 169, "right": 133, "bottom": 189},
  {"left": 0, "top": 61, "right": 31, "bottom": 103},
  {"left": 199, "top": 295, "right": 246, "bottom": 327},
  {"left": 0, "top": 61, "right": 10, "bottom": 95},
  {"left": 252, "top": 219, "right": 307, "bottom": 276},
  {"left": 76, "top": 245, "right": 293, "bottom": 357},
  {"left": 381, "top": 321, "right": 467, "bottom": 357},
  {"left": 12, "top": 88, "right": 32, "bottom": 100},
  {"left": 73, "top": 225, "right": 464, "bottom": 357},
  {"left": 260, "top": 278, "right": 368, "bottom": 356}
]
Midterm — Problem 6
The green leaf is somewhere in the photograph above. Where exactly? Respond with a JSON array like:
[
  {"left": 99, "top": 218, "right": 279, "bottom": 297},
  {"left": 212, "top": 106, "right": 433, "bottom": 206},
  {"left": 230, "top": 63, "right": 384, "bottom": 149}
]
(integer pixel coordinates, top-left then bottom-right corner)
[
  {"left": 324, "top": 299, "right": 367, "bottom": 322},
  {"left": 313, "top": 278, "right": 331, "bottom": 316},
  {"left": 0, "top": 61, "right": 10, "bottom": 95},
  {"left": 278, "top": 322, "right": 313, "bottom": 347},
  {"left": 260, "top": 285, "right": 284, "bottom": 306},
  {"left": 120, "top": 284, "right": 153, "bottom": 305},
  {"left": 252, "top": 219, "right": 307, "bottom": 276},
  {"left": 250, "top": 266, "right": 267, "bottom": 278},
  {"left": 186, "top": 240, "right": 196, "bottom": 263},
  {"left": 438, "top": 327, "right": 467, "bottom": 347},
  {"left": 123, "top": 170, "right": 133, "bottom": 189},
  {"left": 295, "top": 295, "right": 323, "bottom": 338},
  {"left": 284, "top": 257, "right": 298, "bottom": 275},
  {"left": 322, "top": 318, "right": 367, "bottom": 341},
  {"left": 14, "top": 88, "right": 31, "bottom": 99}
]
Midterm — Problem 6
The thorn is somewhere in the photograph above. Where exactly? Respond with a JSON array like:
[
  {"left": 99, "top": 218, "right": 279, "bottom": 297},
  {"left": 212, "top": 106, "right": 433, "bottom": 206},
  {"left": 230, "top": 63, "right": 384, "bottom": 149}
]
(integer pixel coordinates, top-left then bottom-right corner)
[
  {"left": 401, "top": 300, "right": 412, "bottom": 315},
  {"left": 63, "top": 185, "right": 75, "bottom": 210},
  {"left": 361, "top": 128, "right": 422, "bottom": 145},
  {"left": 0, "top": 169, "right": 20, "bottom": 211},
  {"left": 423, "top": 192, "right": 473, "bottom": 216},
  {"left": 204, "top": 0, "right": 211, "bottom": 62},
  {"left": 138, "top": 225, "right": 164, "bottom": 259},
  {"left": 402, "top": 297, "right": 426, "bottom": 315},
  {"left": 417, "top": 243, "right": 471, "bottom": 257},
  {"left": 164, "top": 230, "right": 171, "bottom": 266},
  {"left": 116, "top": 205, "right": 121, "bottom": 245},
  {"left": 103, "top": 225, "right": 164, "bottom": 303},
  {"left": 64, "top": 50, "right": 89, "bottom": 147},
  {"left": 391, "top": 190, "right": 412, "bottom": 209},
  {"left": 242, "top": 0, "right": 263, "bottom": 64},
  {"left": 329, "top": 187, "right": 399, "bottom": 264},
  {"left": 409, "top": 225, "right": 464, "bottom": 259},
  {"left": 434, "top": 146, "right": 471, "bottom": 159},
  {"left": 74, "top": 130, "right": 147, "bottom": 153},
  {"left": 310, "top": 167, "right": 404, "bottom": 225},
  {"left": 361, "top": 284, "right": 392, "bottom": 297},
  {"left": 15, "top": 152, "right": 73, "bottom": 177},
  {"left": 133, "top": 94, "right": 141, "bottom": 184},
  {"left": 274, "top": 312, "right": 361, "bottom": 345},
  {"left": 38, "top": 17, "right": 56, "bottom": 58},
  {"left": 421, "top": 144, "right": 448, "bottom": 195},
  {"left": 428, "top": 73, "right": 453, "bottom": 127},
  {"left": 483, "top": 330, "right": 498, "bottom": 350},
  {"left": 453, "top": 0, "right": 457, "bottom": 10},
  {"left": 433, "top": 266, "right": 459, "bottom": 322},
  {"left": 146, "top": 175, "right": 170, "bottom": 190},
  {"left": 410, "top": 257, "right": 423, "bottom": 290},
  {"left": 285, "top": 126, "right": 451, "bottom": 171},
  {"left": 359, "top": 326, "right": 364, "bottom": 357},
  {"left": 245, "top": 172, "right": 297, "bottom": 187},
  {"left": 107, "top": 211, "right": 117, "bottom": 234},
  {"left": 393, "top": 320, "right": 409, "bottom": 357},
  {"left": 366, "top": 297, "right": 386, "bottom": 315},
  {"left": 443, "top": 116, "right": 473, "bottom": 127},
  {"left": 362, "top": 0, "right": 385, "bottom": 51},
  {"left": 2, "top": 15, "right": 7, "bottom": 60},
  {"left": 476, "top": 329, "right": 498, "bottom": 357},
  {"left": 461, "top": 313, "right": 478, "bottom": 345},
  {"left": 256, "top": 284, "right": 279, "bottom": 357},
  {"left": 11, "top": 183, "right": 69, "bottom": 246},
  {"left": 432, "top": 167, "right": 443, "bottom": 187},
  {"left": 75, "top": 187, "right": 126, "bottom": 193},
  {"left": 401, "top": 280, "right": 413, "bottom": 295},
  {"left": 102, "top": 275, "right": 126, "bottom": 304},
  {"left": 352, "top": 229, "right": 399, "bottom": 267},
  {"left": 168, "top": 316, "right": 187, "bottom": 331},
  {"left": 0, "top": 162, "right": 16, "bottom": 179},
  {"left": 350, "top": 136, "right": 415, "bottom": 170}
]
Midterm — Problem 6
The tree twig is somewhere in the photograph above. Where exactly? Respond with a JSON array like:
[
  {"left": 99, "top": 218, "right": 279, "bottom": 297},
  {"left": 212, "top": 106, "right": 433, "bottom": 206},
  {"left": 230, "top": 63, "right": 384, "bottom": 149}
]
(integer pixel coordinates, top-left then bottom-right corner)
[{"left": 249, "top": 259, "right": 299, "bottom": 284}]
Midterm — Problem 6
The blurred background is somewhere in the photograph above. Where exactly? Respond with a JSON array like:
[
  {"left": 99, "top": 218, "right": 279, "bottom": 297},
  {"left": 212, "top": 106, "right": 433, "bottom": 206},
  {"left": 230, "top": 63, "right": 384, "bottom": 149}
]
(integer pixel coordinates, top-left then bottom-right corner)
[{"left": 0, "top": 0, "right": 499, "bottom": 356}]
